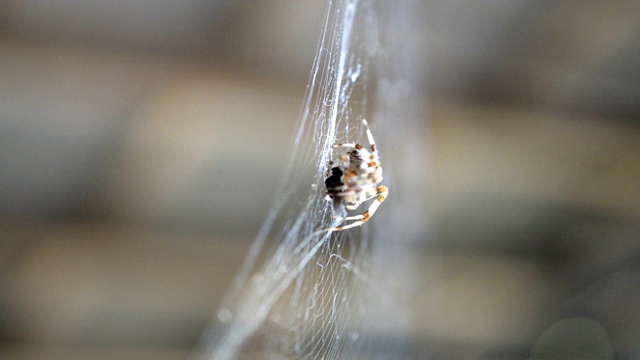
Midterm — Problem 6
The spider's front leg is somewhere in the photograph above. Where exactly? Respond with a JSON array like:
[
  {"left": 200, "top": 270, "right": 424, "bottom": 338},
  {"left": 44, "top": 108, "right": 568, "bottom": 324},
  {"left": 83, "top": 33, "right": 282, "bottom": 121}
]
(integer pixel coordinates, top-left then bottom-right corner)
[
  {"left": 329, "top": 185, "right": 388, "bottom": 231},
  {"left": 333, "top": 119, "right": 376, "bottom": 153}
]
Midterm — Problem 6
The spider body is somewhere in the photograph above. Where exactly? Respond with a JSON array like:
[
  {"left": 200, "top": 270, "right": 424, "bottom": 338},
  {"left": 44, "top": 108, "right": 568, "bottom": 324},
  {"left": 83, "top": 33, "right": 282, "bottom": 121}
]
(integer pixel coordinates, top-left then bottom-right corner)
[{"left": 324, "top": 119, "right": 388, "bottom": 231}]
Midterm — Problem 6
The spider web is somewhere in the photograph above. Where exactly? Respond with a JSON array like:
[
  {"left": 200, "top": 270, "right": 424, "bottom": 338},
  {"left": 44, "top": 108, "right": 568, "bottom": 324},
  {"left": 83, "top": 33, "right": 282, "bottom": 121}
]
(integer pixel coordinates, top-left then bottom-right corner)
[{"left": 196, "top": 1, "right": 429, "bottom": 359}]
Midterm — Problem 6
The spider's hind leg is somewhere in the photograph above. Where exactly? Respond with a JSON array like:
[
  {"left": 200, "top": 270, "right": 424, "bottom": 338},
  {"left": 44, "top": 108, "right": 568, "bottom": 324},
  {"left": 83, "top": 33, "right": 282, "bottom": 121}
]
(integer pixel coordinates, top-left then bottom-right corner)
[{"left": 330, "top": 185, "right": 388, "bottom": 231}]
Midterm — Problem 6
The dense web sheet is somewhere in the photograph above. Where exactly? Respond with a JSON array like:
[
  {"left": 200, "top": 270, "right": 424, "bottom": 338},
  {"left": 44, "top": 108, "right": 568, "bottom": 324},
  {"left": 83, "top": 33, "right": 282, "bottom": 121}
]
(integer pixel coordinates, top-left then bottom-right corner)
[{"left": 197, "top": 0, "right": 429, "bottom": 359}]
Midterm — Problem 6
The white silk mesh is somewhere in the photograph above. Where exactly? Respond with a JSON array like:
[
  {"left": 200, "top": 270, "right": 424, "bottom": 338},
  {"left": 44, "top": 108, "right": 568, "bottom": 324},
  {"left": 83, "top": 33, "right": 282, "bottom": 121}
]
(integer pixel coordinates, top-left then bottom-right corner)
[{"left": 197, "top": 1, "right": 430, "bottom": 359}]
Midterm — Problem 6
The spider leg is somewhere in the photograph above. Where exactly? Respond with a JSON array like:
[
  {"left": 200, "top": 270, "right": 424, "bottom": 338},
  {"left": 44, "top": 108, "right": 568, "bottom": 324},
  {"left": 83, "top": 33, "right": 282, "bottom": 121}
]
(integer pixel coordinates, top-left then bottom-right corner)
[
  {"left": 329, "top": 185, "right": 388, "bottom": 231},
  {"left": 332, "top": 143, "right": 357, "bottom": 149},
  {"left": 362, "top": 119, "right": 377, "bottom": 155},
  {"left": 333, "top": 119, "right": 376, "bottom": 152},
  {"left": 339, "top": 214, "right": 365, "bottom": 222}
]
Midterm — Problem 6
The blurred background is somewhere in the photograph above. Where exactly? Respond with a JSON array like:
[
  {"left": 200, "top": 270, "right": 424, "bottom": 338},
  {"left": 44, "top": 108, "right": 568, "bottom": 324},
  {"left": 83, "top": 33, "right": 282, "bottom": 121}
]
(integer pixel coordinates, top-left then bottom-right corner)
[{"left": 1, "top": 0, "right": 639, "bottom": 359}]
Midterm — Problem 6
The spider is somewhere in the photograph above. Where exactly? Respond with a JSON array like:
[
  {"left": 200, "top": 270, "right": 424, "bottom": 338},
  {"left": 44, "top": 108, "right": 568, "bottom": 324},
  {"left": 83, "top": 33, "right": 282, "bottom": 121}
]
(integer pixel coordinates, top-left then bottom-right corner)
[{"left": 324, "top": 119, "right": 388, "bottom": 231}]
